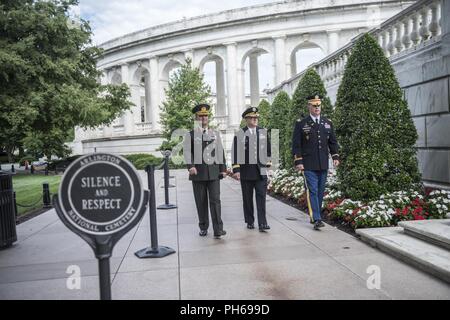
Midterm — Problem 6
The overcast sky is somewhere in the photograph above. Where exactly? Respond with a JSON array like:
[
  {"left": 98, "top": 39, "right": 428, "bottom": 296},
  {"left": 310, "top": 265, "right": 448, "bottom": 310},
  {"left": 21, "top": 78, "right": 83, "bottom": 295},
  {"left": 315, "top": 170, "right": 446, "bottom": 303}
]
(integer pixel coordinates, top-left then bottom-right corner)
[{"left": 75, "top": 0, "right": 323, "bottom": 95}]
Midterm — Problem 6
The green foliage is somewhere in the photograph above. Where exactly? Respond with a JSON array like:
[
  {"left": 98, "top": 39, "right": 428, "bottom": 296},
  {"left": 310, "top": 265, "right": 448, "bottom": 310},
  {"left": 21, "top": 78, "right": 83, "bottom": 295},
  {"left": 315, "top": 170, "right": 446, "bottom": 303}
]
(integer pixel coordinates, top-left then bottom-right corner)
[
  {"left": 334, "top": 34, "right": 421, "bottom": 201},
  {"left": 268, "top": 91, "right": 292, "bottom": 168},
  {"left": 0, "top": 0, "right": 132, "bottom": 160},
  {"left": 257, "top": 99, "right": 271, "bottom": 129},
  {"left": 159, "top": 58, "right": 211, "bottom": 150},
  {"left": 291, "top": 68, "right": 333, "bottom": 120},
  {"left": 124, "top": 153, "right": 161, "bottom": 170}
]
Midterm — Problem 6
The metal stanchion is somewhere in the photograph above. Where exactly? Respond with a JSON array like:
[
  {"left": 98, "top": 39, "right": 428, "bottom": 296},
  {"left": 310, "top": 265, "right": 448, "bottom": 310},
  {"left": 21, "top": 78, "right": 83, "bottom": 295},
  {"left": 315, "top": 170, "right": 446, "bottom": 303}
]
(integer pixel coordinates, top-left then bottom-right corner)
[
  {"left": 160, "top": 154, "right": 175, "bottom": 188},
  {"left": 11, "top": 165, "right": 15, "bottom": 173},
  {"left": 135, "top": 165, "right": 175, "bottom": 258},
  {"left": 43, "top": 183, "right": 51, "bottom": 208},
  {"left": 157, "top": 151, "right": 177, "bottom": 210}
]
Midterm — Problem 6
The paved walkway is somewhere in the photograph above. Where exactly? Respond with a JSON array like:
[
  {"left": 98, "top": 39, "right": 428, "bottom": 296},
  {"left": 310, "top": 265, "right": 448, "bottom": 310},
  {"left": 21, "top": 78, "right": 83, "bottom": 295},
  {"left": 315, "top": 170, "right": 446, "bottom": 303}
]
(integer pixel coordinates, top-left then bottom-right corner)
[{"left": 0, "top": 170, "right": 449, "bottom": 300}]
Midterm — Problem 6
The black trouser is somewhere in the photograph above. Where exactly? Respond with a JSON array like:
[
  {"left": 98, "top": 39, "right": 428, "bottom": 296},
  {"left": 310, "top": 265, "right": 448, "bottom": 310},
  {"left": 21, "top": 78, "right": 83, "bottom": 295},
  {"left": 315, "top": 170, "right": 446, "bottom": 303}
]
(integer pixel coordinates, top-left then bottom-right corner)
[
  {"left": 192, "top": 180, "right": 223, "bottom": 235},
  {"left": 240, "top": 178, "right": 268, "bottom": 226}
]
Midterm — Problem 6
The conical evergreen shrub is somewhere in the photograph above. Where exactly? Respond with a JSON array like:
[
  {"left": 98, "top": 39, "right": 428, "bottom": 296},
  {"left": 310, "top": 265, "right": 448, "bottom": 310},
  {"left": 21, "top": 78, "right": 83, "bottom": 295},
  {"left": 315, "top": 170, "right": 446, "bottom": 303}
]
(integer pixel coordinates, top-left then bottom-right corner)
[
  {"left": 268, "top": 91, "right": 292, "bottom": 168},
  {"left": 257, "top": 99, "right": 271, "bottom": 129},
  {"left": 291, "top": 68, "right": 333, "bottom": 119},
  {"left": 334, "top": 34, "right": 421, "bottom": 201}
]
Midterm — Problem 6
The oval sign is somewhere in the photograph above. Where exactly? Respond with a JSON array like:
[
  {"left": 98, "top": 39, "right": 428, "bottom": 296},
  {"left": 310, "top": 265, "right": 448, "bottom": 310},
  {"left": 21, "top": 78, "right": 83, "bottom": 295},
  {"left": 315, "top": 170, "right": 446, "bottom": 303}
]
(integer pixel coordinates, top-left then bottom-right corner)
[{"left": 58, "top": 153, "right": 145, "bottom": 236}]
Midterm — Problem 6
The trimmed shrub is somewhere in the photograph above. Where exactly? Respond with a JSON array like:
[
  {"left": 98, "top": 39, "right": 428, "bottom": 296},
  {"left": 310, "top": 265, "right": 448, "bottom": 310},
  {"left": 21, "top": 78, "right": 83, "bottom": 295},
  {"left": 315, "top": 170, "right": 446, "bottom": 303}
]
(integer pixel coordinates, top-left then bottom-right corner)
[
  {"left": 257, "top": 99, "right": 271, "bottom": 129},
  {"left": 334, "top": 34, "right": 421, "bottom": 201},
  {"left": 291, "top": 68, "right": 333, "bottom": 120},
  {"left": 268, "top": 91, "right": 292, "bottom": 168}
]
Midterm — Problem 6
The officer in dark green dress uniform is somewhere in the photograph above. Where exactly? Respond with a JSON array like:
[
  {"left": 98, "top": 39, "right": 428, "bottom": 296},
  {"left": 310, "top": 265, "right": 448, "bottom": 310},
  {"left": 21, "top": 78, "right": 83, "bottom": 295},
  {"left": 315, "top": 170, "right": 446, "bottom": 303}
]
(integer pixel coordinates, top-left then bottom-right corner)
[
  {"left": 232, "top": 107, "right": 272, "bottom": 232},
  {"left": 292, "top": 95, "right": 340, "bottom": 230},
  {"left": 184, "top": 104, "right": 228, "bottom": 238}
]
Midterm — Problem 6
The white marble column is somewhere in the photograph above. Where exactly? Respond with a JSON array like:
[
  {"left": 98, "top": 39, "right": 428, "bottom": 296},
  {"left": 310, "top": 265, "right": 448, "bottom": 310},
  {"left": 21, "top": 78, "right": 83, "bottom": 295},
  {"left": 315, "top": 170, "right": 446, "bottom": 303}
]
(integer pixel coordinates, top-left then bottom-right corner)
[
  {"left": 327, "top": 30, "right": 340, "bottom": 54},
  {"left": 121, "top": 63, "right": 135, "bottom": 136},
  {"left": 225, "top": 42, "right": 240, "bottom": 127},
  {"left": 144, "top": 73, "right": 151, "bottom": 122},
  {"left": 249, "top": 53, "right": 260, "bottom": 108},
  {"left": 215, "top": 60, "right": 226, "bottom": 116},
  {"left": 100, "top": 69, "right": 114, "bottom": 138},
  {"left": 149, "top": 56, "right": 161, "bottom": 131},
  {"left": 273, "top": 35, "right": 287, "bottom": 85}
]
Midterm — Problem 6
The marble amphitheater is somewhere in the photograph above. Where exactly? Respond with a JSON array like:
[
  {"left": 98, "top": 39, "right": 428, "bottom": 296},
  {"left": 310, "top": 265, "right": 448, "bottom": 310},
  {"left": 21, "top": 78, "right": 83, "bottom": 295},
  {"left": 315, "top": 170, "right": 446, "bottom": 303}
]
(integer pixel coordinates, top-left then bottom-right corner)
[{"left": 71, "top": 0, "right": 450, "bottom": 188}]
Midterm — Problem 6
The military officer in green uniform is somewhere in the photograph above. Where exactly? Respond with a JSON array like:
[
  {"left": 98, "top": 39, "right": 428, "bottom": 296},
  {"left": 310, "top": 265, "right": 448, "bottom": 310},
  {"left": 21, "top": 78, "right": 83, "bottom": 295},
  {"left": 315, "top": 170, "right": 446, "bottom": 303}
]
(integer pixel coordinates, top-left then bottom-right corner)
[
  {"left": 292, "top": 94, "right": 340, "bottom": 230},
  {"left": 184, "top": 104, "right": 227, "bottom": 238},
  {"left": 232, "top": 107, "right": 272, "bottom": 232}
]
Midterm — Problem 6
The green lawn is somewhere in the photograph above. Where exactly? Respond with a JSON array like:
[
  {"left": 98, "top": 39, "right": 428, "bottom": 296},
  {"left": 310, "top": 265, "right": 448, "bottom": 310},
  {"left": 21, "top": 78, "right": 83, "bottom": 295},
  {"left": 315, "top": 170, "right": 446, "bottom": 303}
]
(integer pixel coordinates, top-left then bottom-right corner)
[{"left": 12, "top": 174, "right": 62, "bottom": 216}]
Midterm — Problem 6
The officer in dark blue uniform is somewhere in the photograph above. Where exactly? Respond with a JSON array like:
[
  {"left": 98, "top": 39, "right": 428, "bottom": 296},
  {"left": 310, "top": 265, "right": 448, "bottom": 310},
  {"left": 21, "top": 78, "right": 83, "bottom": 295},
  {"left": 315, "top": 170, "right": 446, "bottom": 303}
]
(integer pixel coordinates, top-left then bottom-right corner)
[
  {"left": 184, "top": 103, "right": 227, "bottom": 238},
  {"left": 292, "top": 95, "right": 340, "bottom": 230},
  {"left": 232, "top": 107, "right": 272, "bottom": 232}
]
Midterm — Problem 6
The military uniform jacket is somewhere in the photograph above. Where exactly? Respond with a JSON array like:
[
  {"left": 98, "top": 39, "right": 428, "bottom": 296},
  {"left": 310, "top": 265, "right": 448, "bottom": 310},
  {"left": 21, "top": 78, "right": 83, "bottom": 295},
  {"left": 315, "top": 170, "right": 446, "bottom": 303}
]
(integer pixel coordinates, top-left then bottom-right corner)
[
  {"left": 232, "top": 126, "right": 272, "bottom": 180},
  {"left": 292, "top": 115, "right": 339, "bottom": 171},
  {"left": 184, "top": 128, "right": 227, "bottom": 181}
]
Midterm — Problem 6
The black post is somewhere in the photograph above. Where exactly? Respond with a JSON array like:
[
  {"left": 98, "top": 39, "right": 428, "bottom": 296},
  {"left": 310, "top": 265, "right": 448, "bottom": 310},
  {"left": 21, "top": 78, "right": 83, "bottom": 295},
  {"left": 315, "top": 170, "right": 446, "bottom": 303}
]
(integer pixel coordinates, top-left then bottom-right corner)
[
  {"left": 134, "top": 165, "right": 175, "bottom": 258},
  {"left": 98, "top": 258, "right": 111, "bottom": 300},
  {"left": 157, "top": 155, "right": 177, "bottom": 210},
  {"left": 11, "top": 165, "right": 15, "bottom": 173},
  {"left": 43, "top": 183, "right": 51, "bottom": 208},
  {"left": 45, "top": 167, "right": 48, "bottom": 176},
  {"left": 160, "top": 155, "right": 175, "bottom": 188},
  {"left": 13, "top": 191, "right": 18, "bottom": 220},
  {"left": 30, "top": 165, "right": 34, "bottom": 174}
]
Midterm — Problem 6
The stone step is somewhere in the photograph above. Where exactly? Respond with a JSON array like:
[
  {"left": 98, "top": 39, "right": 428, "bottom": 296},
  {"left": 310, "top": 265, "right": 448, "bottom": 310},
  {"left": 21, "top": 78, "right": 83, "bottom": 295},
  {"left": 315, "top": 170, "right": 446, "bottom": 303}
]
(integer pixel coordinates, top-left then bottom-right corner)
[
  {"left": 398, "top": 220, "right": 450, "bottom": 250},
  {"left": 356, "top": 227, "right": 450, "bottom": 283}
]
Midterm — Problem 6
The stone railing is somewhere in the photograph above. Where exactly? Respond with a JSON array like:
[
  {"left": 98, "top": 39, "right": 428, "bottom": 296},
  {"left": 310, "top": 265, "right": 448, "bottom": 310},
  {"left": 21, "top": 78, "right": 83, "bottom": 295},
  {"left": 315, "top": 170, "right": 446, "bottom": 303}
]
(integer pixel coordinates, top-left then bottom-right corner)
[
  {"left": 268, "top": 0, "right": 443, "bottom": 96},
  {"left": 113, "top": 124, "right": 125, "bottom": 135},
  {"left": 135, "top": 122, "right": 152, "bottom": 133}
]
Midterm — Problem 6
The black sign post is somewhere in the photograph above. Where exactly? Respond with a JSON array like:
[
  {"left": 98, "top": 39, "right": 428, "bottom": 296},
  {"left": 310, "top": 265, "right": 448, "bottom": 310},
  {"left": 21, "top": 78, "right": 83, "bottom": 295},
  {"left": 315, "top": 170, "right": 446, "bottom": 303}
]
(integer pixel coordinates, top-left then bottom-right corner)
[{"left": 53, "top": 153, "right": 148, "bottom": 300}]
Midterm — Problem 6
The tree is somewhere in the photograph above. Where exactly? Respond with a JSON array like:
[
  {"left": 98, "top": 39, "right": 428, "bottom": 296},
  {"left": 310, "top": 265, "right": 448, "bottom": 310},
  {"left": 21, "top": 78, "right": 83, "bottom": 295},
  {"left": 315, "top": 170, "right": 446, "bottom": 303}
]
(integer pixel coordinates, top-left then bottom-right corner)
[
  {"left": 257, "top": 99, "right": 271, "bottom": 129},
  {"left": 291, "top": 68, "right": 333, "bottom": 120},
  {"left": 159, "top": 58, "right": 211, "bottom": 150},
  {"left": 0, "top": 0, "right": 132, "bottom": 161},
  {"left": 268, "top": 91, "right": 292, "bottom": 168},
  {"left": 334, "top": 34, "right": 421, "bottom": 201}
]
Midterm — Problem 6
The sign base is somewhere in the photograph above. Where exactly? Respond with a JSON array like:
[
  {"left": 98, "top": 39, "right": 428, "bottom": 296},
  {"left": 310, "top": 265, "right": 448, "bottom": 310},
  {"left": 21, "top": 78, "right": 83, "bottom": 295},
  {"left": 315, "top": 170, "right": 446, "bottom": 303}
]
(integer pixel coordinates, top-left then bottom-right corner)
[
  {"left": 157, "top": 204, "right": 177, "bottom": 210},
  {"left": 134, "top": 246, "right": 176, "bottom": 258}
]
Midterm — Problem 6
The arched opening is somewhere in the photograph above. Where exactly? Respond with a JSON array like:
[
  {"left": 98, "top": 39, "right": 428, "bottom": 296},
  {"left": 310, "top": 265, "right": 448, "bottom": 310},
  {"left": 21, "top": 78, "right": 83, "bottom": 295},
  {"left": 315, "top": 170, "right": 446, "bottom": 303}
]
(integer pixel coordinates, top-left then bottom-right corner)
[
  {"left": 199, "top": 54, "right": 226, "bottom": 118},
  {"left": 160, "top": 60, "right": 182, "bottom": 104},
  {"left": 241, "top": 48, "right": 274, "bottom": 111},
  {"left": 290, "top": 42, "right": 326, "bottom": 75},
  {"left": 132, "top": 67, "right": 151, "bottom": 125}
]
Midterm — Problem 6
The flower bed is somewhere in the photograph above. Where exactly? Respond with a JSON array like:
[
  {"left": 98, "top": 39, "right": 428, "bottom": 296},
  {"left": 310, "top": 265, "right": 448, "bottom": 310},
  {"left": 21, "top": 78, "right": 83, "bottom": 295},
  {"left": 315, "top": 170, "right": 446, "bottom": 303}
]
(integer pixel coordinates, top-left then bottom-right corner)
[{"left": 268, "top": 169, "right": 450, "bottom": 229}]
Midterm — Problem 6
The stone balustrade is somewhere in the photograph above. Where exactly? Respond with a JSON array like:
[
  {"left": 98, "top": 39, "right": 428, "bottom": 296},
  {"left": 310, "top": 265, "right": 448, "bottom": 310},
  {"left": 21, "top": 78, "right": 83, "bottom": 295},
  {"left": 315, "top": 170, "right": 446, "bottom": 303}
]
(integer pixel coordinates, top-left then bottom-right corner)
[{"left": 268, "top": 0, "right": 443, "bottom": 99}]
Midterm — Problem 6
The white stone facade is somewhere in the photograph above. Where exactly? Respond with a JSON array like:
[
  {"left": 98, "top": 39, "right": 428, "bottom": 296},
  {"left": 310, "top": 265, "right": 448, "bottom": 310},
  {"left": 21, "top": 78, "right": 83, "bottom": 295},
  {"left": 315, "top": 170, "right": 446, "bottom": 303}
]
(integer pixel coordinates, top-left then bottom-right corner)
[{"left": 73, "top": 0, "right": 414, "bottom": 156}]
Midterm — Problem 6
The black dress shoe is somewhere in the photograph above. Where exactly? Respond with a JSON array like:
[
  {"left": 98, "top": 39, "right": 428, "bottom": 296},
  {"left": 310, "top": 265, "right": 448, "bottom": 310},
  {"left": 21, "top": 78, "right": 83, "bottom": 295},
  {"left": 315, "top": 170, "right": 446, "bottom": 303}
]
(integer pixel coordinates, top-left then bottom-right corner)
[
  {"left": 313, "top": 221, "right": 325, "bottom": 231},
  {"left": 214, "top": 230, "right": 226, "bottom": 239},
  {"left": 247, "top": 223, "right": 255, "bottom": 229},
  {"left": 199, "top": 230, "right": 208, "bottom": 237},
  {"left": 259, "top": 224, "right": 270, "bottom": 232}
]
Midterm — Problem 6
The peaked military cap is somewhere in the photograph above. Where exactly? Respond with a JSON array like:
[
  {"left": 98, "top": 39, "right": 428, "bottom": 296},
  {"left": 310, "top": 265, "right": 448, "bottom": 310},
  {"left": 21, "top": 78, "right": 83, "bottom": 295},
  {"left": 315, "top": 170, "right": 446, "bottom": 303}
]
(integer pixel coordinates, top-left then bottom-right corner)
[
  {"left": 307, "top": 94, "right": 323, "bottom": 106},
  {"left": 192, "top": 103, "right": 210, "bottom": 116},
  {"left": 242, "top": 107, "right": 259, "bottom": 119}
]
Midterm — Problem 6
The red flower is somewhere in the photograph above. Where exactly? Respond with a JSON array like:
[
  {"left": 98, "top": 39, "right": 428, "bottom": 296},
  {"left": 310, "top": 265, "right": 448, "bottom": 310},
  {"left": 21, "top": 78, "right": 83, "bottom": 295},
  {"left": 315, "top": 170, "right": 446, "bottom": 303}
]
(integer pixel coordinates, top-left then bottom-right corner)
[{"left": 402, "top": 207, "right": 410, "bottom": 216}]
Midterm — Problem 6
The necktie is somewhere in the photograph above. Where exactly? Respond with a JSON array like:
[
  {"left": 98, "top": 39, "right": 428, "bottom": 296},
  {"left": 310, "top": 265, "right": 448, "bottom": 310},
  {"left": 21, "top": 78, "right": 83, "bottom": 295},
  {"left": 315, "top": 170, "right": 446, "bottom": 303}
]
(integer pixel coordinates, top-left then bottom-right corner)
[{"left": 315, "top": 118, "right": 319, "bottom": 125}]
